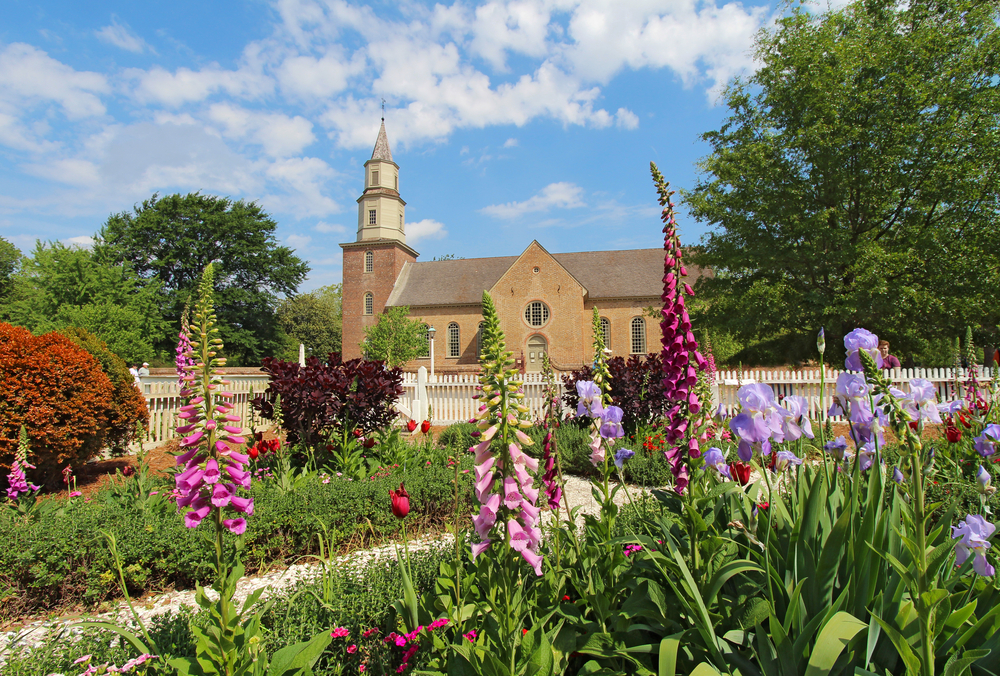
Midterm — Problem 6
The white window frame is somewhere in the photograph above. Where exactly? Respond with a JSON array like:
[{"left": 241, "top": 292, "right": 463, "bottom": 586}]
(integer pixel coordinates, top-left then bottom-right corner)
[
  {"left": 630, "top": 317, "right": 646, "bottom": 354},
  {"left": 448, "top": 322, "right": 460, "bottom": 358},
  {"left": 364, "top": 292, "right": 374, "bottom": 316},
  {"left": 364, "top": 251, "right": 373, "bottom": 273},
  {"left": 523, "top": 301, "right": 550, "bottom": 328},
  {"left": 600, "top": 317, "right": 611, "bottom": 350}
]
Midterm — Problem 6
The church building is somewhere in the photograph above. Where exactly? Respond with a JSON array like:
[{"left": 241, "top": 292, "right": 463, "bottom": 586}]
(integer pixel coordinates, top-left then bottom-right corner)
[{"left": 341, "top": 121, "right": 707, "bottom": 373}]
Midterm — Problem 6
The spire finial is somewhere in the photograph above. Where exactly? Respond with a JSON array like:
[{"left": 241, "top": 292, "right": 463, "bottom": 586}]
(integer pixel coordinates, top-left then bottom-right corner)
[{"left": 381, "top": 98, "right": 385, "bottom": 122}]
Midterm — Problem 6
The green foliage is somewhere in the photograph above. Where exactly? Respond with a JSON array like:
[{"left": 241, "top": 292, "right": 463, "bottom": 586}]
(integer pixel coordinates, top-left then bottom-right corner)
[
  {"left": 0, "top": 462, "right": 472, "bottom": 621},
  {"left": 1, "top": 240, "right": 166, "bottom": 363},
  {"left": 686, "top": 0, "right": 1000, "bottom": 365},
  {"left": 0, "top": 235, "right": 21, "bottom": 300},
  {"left": 362, "top": 305, "right": 428, "bottom": 367},
  {"left": 94, "top": 193, "right": 309, "bottom": 366},
  {"left": 276, "top": 284, "right": 342, "bottom": 362}
]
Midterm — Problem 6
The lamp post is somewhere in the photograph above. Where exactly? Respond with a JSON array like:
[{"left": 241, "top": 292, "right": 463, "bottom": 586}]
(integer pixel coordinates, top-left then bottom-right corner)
[{"left": 427, "top": 326, "right": 436, "bottom": 381}]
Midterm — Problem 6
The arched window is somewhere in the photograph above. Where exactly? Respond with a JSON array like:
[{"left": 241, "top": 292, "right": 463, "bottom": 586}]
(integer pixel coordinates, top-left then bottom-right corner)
[
  {"left": 364, "top": 251, "right": 373, "bottom": 273},
  {"left": 448, "top": 322, "right": 460, "bottom": 358},
  {"left": 476, "top": 321, "right": 486, "bottom": 358},
  {"left": 523, "top": 301, "right": 550, "bottom": 327},
  {"left": 630, "top": 317, "right": 646, "bottom": 354},
  {"left": 364, "top": 292, "right": 374, "bottom": 316},
  {"left": 600, "top": 317, "right": 611, "bottom": 350}
]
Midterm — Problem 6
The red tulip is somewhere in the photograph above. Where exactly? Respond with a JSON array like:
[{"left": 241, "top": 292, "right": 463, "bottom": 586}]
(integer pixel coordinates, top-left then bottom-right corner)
[
  {"left": 420, "top": 420, "right": 431, "bottom": 434},
  {"left": 353, "top": 428, "right": 363, "bottom": 438},
  {"left": 390, "top": 483, "right": 410, "bottom": 519},
  {"left": 266, "top": 438, "right": 281, "bottom": 453},
  {"left": 248, "top": 444, "right": 259, "bottom": 460},
  {"left": 406, "top": 420, "right": 417, "bottom": 432},
  {"left": 363, "top": 437, "right": 376, "bottom": 449},
  {"left": 729, "top": 461, "right": 752, "bottom": 486},
  {"left": 946, "top": 420, "right": 962, "bottom": 443}
]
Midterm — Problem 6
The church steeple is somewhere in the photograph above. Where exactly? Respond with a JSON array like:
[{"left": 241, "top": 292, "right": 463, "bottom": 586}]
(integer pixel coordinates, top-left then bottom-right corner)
[{"left": 357, "top": 119, "right": 406, "bottom": 243}]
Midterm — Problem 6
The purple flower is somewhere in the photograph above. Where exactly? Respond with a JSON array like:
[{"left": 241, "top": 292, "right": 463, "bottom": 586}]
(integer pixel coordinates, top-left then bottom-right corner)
[
  {"left": 817, "top": 327, "right": 826, "bottom": 355},
  {"left": 738, "top": 384, "right": 777, "bottom": 413},
  {"left": 6, "top": 460, "right": 39, "bottom": 500},
  {"left": 952, "top": 515, "right": 996, "bottom": 577},
  {"left": 780, "top": 395, "right": 814, "bottom": 441},
  {"left": 977, "top": 465, "right": 995, "bottom": 496},
  {"left": 824, "top": 436, "right": 849, "bottom": 461},
  {"left": 702, "top": 447, "right": 731, "bottom": 479},
  {"left": 892, "top": 467, "right": 905, "bottom": 484},
  {"left": 844, "top": 328, "right": 883, "bottom": 372},
  {"left": 774, "top": 450, "right": 803, "bottom": 472},
  {"left": 858, "top": 443, "right": 876, "bottom": 472},
  {"left": 599, "top": 406, "right": 625, "bottom": 440},
  {"left": 613, "top": 448, "right": 635, "bottom": 469},
  {"left": 895, "top": 378, "right": 941, "bottom": 424},
  {"left": 974, "top": 424, "right": 1000, "bottom": 458},
  {"left": 576, "top": 381, "right": 604, "bottom": 418}
]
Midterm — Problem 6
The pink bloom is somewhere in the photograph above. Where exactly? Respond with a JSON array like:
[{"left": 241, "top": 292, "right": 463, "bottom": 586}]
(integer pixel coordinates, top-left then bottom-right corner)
[
  {"left": 211, "top": 483, "right": 233, "bottom": 507},
  {"left": 473, "top": 493, "right": 500, "bottom": 539},
  {"left": 203, "top": 458, "right": 220, "bottom": 484},
  {"left": 347, "top": 644, "right": 357, "bottom": 654},
  {"left": 502, "top": 476, "right": 522, "bottom": 509},
  {"left": 184, "top": 498, "right": 211, "bottom": 528},
  {"left": 229, "top": 494, "right": 254, "bottom": 515},
  {"left": 472, "top": 539, "right": 492, "bottom": 559},
  {"left": 69, "top": 491, "right": 82, "bottom": 498},
  {"left": 331, "top": 627, "right": 350, "bottom": 638}
]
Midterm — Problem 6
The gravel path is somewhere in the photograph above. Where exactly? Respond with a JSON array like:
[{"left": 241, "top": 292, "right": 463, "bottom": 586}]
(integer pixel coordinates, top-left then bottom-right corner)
[{"left": 1, "top": 475, "right": 648, "bottom": 656}]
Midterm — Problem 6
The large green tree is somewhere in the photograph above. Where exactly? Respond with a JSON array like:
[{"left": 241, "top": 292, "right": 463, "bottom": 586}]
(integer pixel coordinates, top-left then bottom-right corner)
[
  {"left": 94, "top": 193, "right": 309, "bottom": 365},
  {"left": 0, "top": 236, "right": 20, "bottom": 300},
  {"left": 363, "top": 306, "right": 428, "bottom": 368},
  {"left": 1, "top": 241, "right": 167, "bottom": 364},
  {"left": 686, "top": 0, "right": 1000, "bottom": 366},
  {"left": 276, "top": 284, "right": 343, "bottom": 361}
]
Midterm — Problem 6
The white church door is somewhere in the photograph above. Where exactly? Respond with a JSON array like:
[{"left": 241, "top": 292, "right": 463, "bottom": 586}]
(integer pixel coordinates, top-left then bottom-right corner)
[{"left": 526, "top": 335, "right": 548, "bottom": 372}]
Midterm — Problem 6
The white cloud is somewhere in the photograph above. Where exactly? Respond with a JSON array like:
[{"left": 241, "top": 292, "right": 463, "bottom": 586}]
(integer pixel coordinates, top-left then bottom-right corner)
[
  {"left": 615, "top": 107, "right": 639, "bottom": 129},
  {"left": 480, "top": 182, "right": 585, "bottom": 219},
  {"left": 503, "top": 137, "right": 518, "bottom": 148},
  {"left": 314, "top": 222, "right": 346, "bottom": 233},
  {"left": 262, "top": 156, "right": 340, "bottom": 217},
  {"left": 406, "top": 218, "right": 448, "bottom": 243},
  {"left": 207, "top": 104, "right": 315, "bottom": 157},
  {"left": 95, "top": 18, "right": 151, "bottom": 53},
  {"left": 0, "top": 43, "right": 109, "bottom": 119},
  {"left": 276, "top": 50, "right": 366, "bottom": 99},
  {"left": 129, "top": 60, "right": 272, "bottom": 107},
  {"left": 23, "top": 158, "right": 101, "bottom": 187},
  {"left": 62, "top": 235, "right": 95, "bottom": 248},
  {"left": 286, "top": 233, "right": 312, "bottom": 249}
]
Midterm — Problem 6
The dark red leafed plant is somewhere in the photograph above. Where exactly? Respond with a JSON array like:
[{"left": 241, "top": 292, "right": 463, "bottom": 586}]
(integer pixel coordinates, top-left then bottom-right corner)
[{"left": 253, "top": 352, "right": 404, "bottom": 448}]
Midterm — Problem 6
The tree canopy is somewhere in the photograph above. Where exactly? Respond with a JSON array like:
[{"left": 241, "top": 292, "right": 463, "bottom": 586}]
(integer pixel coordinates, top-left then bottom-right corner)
[
  {"left": 1, "top": 241, "right": 166, "bottom": 364},
  {"left": 686, "top": 0, "right": 1000, "bottom": 366},
  {"left": 276, "top": 284, "right": 343, "bottom": 362},
  {"left": 363, "top": 306, "right": 428, "bottom": 368},
  {"left": 94, "top": 193, "right": 309, "bottom": 365}
]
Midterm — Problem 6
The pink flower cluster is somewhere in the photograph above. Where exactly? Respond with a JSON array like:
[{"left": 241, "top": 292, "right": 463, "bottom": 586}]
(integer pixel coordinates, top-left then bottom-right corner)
[
  {"left": 173, "top": 328, "right": 252, "bottom": 533},
  {"left": 73, "top": 653, "right": 157, "bottom": 675},
  {"left": 6, "top": 459, "right": 39, "bottom": 500},
  {"left": 656, "top": 175, "right": 706, "bottom": 494},
  {"left": 383, "top": 618, "right": 450, "bottom": 673},
  {"left": 541, "top": 430, "right": 561, "bottom": 509},
  {"left": 471, "top": 421, "right": 544, "bottom": 576}
]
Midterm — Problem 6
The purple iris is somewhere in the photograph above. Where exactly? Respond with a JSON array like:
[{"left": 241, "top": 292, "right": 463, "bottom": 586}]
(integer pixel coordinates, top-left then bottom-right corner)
[
  {"left": 599, "top": 406, "right": 625, "bottom": 440},
  {"left": 974, "top": 424, "right": 1000, "bottom": 458},
  {"left": 824, "top": 436, "right": 849, "bottom": 462},
  {"left": 576, "top": 381, "right": 604, "bottom": 418},
  {"left": 844, "top": 328, "right": 883, "bottom": 372},
  {"left": 952, "top": 515, "right": 996, "bottom": 577},
  {"left": 858, "top": 442, "right": 876, "bottom": 472},
  {"left": 780, "top": 395, "right": 814, "bottom": 441},
  {"left": 702, "top": 446, "right": 731, "bottom": 479},
  {"left": 894, "top": 378, "right": 941, "bottom": 424},
  {"left": 738, "top": 384, "right": 778, "bottom": 413},
  {"left": 614, "top": 448, "right": 635, "bottom": 469},
  {"left": 774, "top": 450, "right": 803, "bottom": 472}
]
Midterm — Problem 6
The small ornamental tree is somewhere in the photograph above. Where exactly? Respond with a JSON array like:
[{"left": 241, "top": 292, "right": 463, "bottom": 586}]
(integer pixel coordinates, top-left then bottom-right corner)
[
  {"left": 362, "top": 306, "right": 428, "bottom": 367},
  {"left": 254, "top": 353, "right": 404, "bottom": 447},
  {"left": 0, "top": 323, "right": 114, "bottom": 476},
  {"left": 60, "top": 326, "right": 149, "bottom": 455}
]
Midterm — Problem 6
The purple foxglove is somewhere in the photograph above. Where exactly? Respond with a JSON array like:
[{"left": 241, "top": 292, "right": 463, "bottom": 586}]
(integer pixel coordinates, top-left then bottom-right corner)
[
  {"left": 471, "top": 540, "right": 492, "bottom": 560},
  {"left": 223, "top": 518, "right": 247, "bottom": 535},
  {"left": 229, "top": 494, "right": 254, "bottom": 515},
  {"left": 184, "top": 498, "right": 212, "bottom": 528},
  {"left": 502, "top": 476, "right": 522, "bottom": 510},
  {"left": 203, "top": 459, "right": 221, "bottom": 484},
  {"left": 952, "top": 515, "right": 996, "bottom": 577},
  {"left": 211, "top": 483, "right": 233, "bottom": 507}
]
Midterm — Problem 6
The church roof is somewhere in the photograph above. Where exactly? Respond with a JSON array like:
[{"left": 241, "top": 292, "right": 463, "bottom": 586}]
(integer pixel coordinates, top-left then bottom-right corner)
[
  {"left": 371, "top": 120, "right": 393, "bottom": 162},
  {"left": 386, "top": 248, "right": 706, "bottom": 307}
]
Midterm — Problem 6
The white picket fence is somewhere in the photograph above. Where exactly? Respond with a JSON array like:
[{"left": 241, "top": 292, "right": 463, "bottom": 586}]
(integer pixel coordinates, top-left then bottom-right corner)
[
  {"left": 140, "top": 374, "right": 272, "bottom": 443},
  {"left": 139, "top": 366, "right": 996, "bottom": 435},
  {"left": 713, "top": 367, "right": 996, "bottom": 421}
]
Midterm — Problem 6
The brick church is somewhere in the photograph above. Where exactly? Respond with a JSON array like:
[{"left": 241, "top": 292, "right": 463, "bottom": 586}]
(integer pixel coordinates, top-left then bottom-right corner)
[{"left": 341, "top": 121, "right": 707, "bottom": 373}]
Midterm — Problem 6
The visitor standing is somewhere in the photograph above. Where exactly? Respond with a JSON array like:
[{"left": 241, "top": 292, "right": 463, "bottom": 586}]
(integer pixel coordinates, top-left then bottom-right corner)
[
  {"left": 878, "top": 340, "right": 901, "bottom": 369},
  {"left": 130, "top": 364, "right": 141, "bottom": 388},
  {"left": 138, "top": 362, "right": 150, "bottom": 377}
]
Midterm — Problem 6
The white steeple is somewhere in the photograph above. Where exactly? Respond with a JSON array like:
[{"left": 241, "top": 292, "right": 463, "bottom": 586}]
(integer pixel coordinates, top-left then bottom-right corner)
[{"left": 357, "top": 118, "right": 406, "bottom": 243}]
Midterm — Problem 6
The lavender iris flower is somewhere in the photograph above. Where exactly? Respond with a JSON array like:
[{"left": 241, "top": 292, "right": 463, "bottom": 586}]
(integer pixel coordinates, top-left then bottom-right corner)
[
  {"left": 824, "top": 436, "right": 849, "bottom": 462},
  {"left": 977, "top": 465, "right": 996, "bottom": 495},
  {"left": 893, "top": 378, "right": 941, "bottom": 424},
  {"left": 829, "top": 373, "right": 870, "bottom": 419},
  {"left": 937, "top": 400, "right": 967, "bottom": 416},
  {"left": 858, "top": 442, "right": 876, "bottom": 472},
  {"left": 844, "top": 328, "right": 883, "bottom": 372},
  {"left": 599, "top": 406, "right": 625, "bottom": 440},
  {"left": 576, "top": 380, "right": 604, "bottom": 418},
  {"left": 614, "top": 448, "right": 635, "bottom": 469},
  {"left": 738, "top": 384, "right": 778, "bottom": 412},
  {"left": 780, "top": 395, "right": 814, "bottom": 441},
  {"left": 774, "top": 450, "right": 803, "bottom": 472},
  {"left": 892, "top": 467, "right": 905, "bottom": 484},
  {"left": 702, "top": 446, "right": 731, "bottom": 479},
  {"left": 729, "top": 383, "right": 785, "bottom": 460},
  {"left": 974, "top": 424, "right": 1000, "bottom": 458},
  {"left": 952, "top": 515, "right": 997, "bottom": 577}
]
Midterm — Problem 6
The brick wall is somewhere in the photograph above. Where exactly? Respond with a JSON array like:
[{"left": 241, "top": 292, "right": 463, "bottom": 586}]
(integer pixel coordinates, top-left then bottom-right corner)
[{"left": 341, "top": 241, "right": 416, "bottom": 359}]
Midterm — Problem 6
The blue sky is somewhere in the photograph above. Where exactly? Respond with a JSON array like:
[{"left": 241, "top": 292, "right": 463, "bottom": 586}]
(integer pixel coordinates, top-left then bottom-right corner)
[{"left": 1, "top": 0, "right": 841, "bottom": 291}]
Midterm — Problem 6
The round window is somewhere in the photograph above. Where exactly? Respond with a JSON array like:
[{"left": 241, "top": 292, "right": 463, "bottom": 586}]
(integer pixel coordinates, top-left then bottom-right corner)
[{"left": 523, "top": 301, "right": 550, "bottom": 327}]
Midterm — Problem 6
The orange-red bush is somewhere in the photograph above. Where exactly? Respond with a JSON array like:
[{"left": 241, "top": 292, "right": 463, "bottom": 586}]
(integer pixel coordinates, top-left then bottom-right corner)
[
  {"left": 61, "top": 327, "right": 149, "bottom": 454},
  {"left": 0, "top": 323, "right": 115, "bottom": 479}
]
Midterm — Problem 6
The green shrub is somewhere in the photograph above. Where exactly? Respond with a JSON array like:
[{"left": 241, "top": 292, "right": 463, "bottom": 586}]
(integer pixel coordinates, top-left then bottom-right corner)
[
  {"left": 437, "top": 422, "right": 479, "bottom": 455},
  {"left": 0, "top": 460, "right": 473, "bottom": 620}
]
